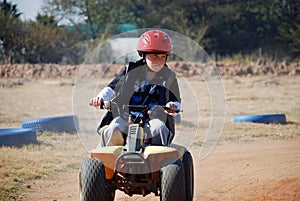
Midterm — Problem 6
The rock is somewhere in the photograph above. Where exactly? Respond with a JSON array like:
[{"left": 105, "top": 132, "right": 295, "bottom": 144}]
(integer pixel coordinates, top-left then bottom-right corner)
[{"left": 1, "top": 61, "right": 300, "bottom": 78}]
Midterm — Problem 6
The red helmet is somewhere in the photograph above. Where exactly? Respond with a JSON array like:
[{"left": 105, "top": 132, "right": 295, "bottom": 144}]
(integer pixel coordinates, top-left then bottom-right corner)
[{"left": 137, "top": 30, "right": 173, "bottom": 55}]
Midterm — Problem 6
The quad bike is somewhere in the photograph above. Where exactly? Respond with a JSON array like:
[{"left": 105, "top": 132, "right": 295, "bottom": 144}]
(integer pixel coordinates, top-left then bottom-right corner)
[{"left": 79, "top": 101, "right": 194, "bottom": 201}]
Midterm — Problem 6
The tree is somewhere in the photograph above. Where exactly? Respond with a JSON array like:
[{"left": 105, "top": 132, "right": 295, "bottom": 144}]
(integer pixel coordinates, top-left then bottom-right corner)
[
  {"left": 43, "top": 0, "right": 102, "bottom": 39},
  {"left": 42, "top": 0, "right": 208, "bottom": 43},
  {"left": 1, "top": 0, "right": 21, "bottom": 18},
  {"left": 2, "top": 0, "right": 299, "bottom": 64},
  {"left": 21, "top": 14, "right": 84, "bottom": 64},
  {"left": 36, "top": 13, "right": 57, "bottom": 26},
  {"left": 0, "top": 0, "right": 23, "bottom": 63},
  {"left": 275, "top": 0, "right": 300, "bottom": 58},
  {"left": 200, "top": 0, "right": 300, "bottom": 59}
]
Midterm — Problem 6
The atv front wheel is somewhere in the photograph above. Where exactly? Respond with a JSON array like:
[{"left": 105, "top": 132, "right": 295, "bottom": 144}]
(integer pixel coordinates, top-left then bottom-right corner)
[
  {"left": 80, "top": 158, "right": 115, "bottom": 201},
  {"left": 160, "top": 160, "right": 186, "bottom": 201},
  {"left": 183, "top": 151, "right": 194, "bottom": 201}
]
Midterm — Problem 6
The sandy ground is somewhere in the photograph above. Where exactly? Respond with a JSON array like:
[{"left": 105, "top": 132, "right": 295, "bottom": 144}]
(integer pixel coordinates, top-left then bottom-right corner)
[
  {"left": 1, "top": 75, "right": 300, "bottom": 200},
  {"left": 21, "top": 139, "right": 300, "bottom": 201}
]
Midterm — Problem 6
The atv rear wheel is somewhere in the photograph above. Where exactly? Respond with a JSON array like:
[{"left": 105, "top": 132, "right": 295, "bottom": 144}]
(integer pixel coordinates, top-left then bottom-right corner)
[
  {"left": 80, "top": 158, "right": 115, "bottom": 201},
  {"left": 160, "top": 160, "right": 186, "bottom": 201},
  {"left": 183, "top": 151, "right": 194, "bottom": 201}
]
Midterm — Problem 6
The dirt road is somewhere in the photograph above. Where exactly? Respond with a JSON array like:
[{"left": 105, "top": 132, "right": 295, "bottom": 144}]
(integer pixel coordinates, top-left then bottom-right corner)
[
  {"left": 1, "top": 75, "right": 299, "bottom": 200},
  {"left": 21, "top": 138, "right": 300, "bottom": 201}
]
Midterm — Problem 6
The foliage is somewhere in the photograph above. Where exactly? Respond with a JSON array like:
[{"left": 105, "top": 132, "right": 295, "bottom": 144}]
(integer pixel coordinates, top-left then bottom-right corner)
[
  {"left": 0, "top": 0, "right": 84, "bottom": 64},
  {"left": 0, "top": 1, "right": 23, "bottom": 63},
  {"left": 203, "top": 0, "right": 300, "bottom": 59},
  {"left": 20, "top": 13, "right": 84, "bottom": 64},
  {"left": 0, "top": 0, "right": 299, "bottom": 64}
]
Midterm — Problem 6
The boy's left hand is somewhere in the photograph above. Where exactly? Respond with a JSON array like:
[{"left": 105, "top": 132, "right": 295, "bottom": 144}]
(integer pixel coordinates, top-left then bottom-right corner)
[{"left": 165, "top": 102, "right": 179, "bottom": 114}]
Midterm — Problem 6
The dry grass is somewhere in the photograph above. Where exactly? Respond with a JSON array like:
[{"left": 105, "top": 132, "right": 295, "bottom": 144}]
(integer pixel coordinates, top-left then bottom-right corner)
[
  {"left": 0, "top": 132, "right": 87, "bottom": 200},
  {"left": 180, "top": 75, "right": 300, "bottom": 145},
  {"left": 221, "top": 121, "right": 300, "bottom": 142},
  {"left": 0, "top": 75, "right": 299, "bottom": 200}
]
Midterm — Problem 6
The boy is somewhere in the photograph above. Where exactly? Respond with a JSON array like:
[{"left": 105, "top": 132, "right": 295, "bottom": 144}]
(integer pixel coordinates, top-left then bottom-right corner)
[{"left": 90, "top": 30, "right": 181, "bottom": 146}]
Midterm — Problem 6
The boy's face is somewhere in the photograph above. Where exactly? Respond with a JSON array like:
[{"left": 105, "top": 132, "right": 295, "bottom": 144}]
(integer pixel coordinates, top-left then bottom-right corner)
[{"left": 145, "top": 54, "right": 167, "bottom": 72}]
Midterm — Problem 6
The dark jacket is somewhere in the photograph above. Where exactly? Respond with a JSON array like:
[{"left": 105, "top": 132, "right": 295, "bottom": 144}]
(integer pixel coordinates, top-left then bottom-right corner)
[{"left": 99, "top": 59, "right": 181, "bottom": 135}]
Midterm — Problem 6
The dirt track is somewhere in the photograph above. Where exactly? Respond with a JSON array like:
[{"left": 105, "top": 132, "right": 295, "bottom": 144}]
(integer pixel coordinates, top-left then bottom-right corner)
[
  {"left": 21, "top": 138, "right": 300, "bottom": 201},
  {"left": 1, "top": 75, "right": 299, "bottom": 200}
]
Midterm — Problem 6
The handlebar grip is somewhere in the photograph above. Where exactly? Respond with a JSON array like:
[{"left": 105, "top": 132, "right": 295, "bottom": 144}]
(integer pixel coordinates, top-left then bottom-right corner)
[
  {"left": 162, "top": 106, "right": 182, "bottom": 113},
  {"left": 89, "top": 98, "right": 104, "bottom": 109}
]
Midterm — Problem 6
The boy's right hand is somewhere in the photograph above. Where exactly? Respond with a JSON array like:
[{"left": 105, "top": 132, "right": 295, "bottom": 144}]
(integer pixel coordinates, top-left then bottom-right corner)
[{"left": 90, "top": 97, "right": 103, "bottom": 108}]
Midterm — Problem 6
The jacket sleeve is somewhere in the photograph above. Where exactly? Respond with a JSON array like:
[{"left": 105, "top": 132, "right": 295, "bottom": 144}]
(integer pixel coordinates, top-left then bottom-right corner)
[{"left": 95, "top": 66, "right": 127, "bottom": 101}]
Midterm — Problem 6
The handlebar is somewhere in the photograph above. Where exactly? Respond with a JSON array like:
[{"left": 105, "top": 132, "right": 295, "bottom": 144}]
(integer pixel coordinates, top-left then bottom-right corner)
[
  {"left": 123, "top": 105, "right": 148, "bottom": 112},
  {"left": 122, "top": 104, "right": 182, "bottom": 114},
  {"left": 162, "top": 106, "right": 182, "bottom": 113},
  {"left": 90, "top": 101, "right": 182, "bottom": 113}
]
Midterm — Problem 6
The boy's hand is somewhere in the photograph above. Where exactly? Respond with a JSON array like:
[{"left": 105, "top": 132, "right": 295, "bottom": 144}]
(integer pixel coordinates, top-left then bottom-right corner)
[
  {"left": 165, "top": 101, "right": 179, "bottom": 114},
  {"left": 90, "top": 97, "right": 103, "bottom": 108}
]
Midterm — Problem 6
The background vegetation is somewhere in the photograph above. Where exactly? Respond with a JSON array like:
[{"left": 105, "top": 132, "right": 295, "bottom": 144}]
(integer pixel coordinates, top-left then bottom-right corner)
[{"left": 0, "top": 0, "right": 299, "bottom": 64}]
